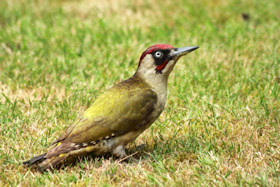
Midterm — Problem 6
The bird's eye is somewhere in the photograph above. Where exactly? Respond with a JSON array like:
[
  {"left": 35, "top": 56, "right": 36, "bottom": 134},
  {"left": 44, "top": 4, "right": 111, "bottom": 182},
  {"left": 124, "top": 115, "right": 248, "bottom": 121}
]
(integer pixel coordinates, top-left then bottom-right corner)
[{"left": 154, "top": 51, "right": 163, "bottom": 58}]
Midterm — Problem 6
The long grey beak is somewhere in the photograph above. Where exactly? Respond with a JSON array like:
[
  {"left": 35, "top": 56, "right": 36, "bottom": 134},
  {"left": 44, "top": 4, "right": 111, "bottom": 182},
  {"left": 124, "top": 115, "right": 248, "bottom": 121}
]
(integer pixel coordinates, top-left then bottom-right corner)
[{"left": 170, "top": 46, "right": 199, "bottom": 57}]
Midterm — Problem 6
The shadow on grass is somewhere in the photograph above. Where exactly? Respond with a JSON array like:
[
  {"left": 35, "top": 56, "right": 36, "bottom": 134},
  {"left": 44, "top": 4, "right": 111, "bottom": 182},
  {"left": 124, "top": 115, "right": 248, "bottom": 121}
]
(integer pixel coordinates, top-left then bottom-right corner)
[{"left": 25, "top": 135, "right": 201, "bottom": 173}]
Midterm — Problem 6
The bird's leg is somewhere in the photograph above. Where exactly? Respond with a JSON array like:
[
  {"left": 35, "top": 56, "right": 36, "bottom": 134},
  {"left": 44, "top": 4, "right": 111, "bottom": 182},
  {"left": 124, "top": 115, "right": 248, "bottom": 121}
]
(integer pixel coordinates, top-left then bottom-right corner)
[
  {"left": 113, "top": 145, "right": 139, "bottom": 163},
  {"left": 113, "top": 145, "right": 127, "bottom": 158}
]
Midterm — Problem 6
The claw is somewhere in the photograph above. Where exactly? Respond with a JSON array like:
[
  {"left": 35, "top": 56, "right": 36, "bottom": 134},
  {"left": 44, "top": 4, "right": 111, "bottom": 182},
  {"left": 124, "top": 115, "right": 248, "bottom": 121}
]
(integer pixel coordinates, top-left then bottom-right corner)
[{"left": 136, "top": 144, "right": 146, "bottom": 151}]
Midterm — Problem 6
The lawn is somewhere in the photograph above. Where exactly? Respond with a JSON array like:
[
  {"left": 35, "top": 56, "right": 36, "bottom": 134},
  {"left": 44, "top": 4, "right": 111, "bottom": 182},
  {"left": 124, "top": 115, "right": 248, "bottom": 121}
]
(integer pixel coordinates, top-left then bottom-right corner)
[{"left": 0, "top": 0, "right": 279, "bottom": 186}]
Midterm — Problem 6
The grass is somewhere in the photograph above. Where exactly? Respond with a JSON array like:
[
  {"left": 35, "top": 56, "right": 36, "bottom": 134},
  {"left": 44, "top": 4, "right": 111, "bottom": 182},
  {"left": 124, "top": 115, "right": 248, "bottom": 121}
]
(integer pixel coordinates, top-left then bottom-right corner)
[{"left": 0, "top": 0, "right": 279, "bottom": 186}]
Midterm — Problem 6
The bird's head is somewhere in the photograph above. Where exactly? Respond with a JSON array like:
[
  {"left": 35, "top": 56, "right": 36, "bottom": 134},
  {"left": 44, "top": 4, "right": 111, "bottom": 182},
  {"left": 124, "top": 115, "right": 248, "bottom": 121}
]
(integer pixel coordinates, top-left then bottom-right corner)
[{"left": 137, "top": 44, "right": 199, "bottom": 77}]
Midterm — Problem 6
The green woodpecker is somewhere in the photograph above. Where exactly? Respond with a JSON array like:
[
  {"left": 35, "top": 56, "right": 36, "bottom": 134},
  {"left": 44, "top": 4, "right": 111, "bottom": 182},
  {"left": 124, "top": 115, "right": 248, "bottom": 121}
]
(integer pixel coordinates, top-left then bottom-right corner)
[{"left": 23, "top": 44, "right": 199, "bottom": 170}]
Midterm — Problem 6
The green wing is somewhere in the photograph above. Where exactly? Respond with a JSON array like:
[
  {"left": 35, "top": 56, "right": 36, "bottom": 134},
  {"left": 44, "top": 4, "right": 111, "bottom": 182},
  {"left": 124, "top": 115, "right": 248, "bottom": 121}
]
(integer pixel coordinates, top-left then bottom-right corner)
[{"left": 53, "top": 78, "right": 157, "bottom": 144}]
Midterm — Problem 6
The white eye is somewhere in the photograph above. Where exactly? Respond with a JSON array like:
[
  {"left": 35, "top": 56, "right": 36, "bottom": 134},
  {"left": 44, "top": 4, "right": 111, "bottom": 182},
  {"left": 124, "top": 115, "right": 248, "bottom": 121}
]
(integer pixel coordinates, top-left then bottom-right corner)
[{"left": 154, "top": 51, "right": 163, "bottom": 58}]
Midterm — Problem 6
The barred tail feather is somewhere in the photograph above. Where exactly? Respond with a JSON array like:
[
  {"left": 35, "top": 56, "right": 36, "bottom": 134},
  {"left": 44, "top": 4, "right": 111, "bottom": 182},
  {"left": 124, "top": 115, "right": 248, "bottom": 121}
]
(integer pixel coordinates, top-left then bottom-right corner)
[
  {"left": 37, "top": 154, "right": 68, "bottom": 170},
  {"left": 22, "top": 153, "right": 47, "bottom": 166},
  {"left": 23, "top": 142, "right": 103, "bottom": 171},
  {"left": 23, "top": 153, "right": 68, "bottom": 171}
]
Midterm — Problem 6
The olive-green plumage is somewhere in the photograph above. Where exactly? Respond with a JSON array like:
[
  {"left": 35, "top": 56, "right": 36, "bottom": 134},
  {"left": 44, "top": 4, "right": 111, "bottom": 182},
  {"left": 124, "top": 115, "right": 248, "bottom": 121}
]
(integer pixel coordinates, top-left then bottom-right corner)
[
  {"left": 55, "top": 75, "right": 156, "bottom": 142},
  {"left": 24, "top": 74, "right": 158, "bottom": 170},
  {"left": 23, "top": 44, "right": 199, "bottom": 170}
]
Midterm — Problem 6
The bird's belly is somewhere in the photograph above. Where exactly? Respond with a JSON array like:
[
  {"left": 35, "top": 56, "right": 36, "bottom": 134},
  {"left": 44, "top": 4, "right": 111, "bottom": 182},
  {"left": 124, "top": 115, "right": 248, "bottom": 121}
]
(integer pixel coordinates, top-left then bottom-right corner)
[{"left": 107, "top": 130, "right": 144, "bottom": 148}]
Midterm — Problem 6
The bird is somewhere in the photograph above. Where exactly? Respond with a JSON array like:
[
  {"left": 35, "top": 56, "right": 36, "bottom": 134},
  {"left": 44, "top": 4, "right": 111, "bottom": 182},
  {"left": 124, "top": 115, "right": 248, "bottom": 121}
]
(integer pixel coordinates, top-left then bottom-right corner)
[{"left": 23, "top": 44, "right": 199, "bottom": 170}]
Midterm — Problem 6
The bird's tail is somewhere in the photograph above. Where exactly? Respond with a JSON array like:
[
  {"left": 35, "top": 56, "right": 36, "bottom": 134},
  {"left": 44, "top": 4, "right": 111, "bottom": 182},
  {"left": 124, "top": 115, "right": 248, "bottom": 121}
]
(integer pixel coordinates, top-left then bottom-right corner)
[
  {"left": 23, "top": 141, "right": 101, "bottom": 171},
  {"left": 22, "top": 153, "right": 69, "bottom": 171},
  {"left": 22, "top": 153, "right": 47, "bottom": 166}
]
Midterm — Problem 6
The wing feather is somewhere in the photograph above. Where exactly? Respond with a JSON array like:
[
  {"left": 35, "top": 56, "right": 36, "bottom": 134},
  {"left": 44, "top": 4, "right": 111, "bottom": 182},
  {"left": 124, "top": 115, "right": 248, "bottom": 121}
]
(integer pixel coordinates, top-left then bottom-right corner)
[{"left": 52, "top": 77, "right": 157, "bottom": 146}]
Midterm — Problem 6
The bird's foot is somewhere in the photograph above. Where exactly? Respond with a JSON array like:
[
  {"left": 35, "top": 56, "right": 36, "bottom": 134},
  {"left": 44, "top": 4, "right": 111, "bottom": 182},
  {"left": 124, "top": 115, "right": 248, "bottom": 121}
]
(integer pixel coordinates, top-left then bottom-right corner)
[
  {"left": 136, "top": 144, "right": 146, "bottom": 151},
  {"left": 113, "top": 145, "right": 140, "bottom": 163}
]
